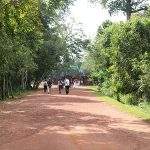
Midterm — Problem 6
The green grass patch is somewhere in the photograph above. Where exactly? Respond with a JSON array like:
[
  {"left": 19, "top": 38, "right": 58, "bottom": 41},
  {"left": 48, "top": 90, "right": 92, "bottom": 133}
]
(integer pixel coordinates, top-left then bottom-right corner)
[
  {"left": 88, "top": 86, "right": 150, "bottom": 120},
  {"left": 0, "top": 89, "right": 38, "bottom": 102}
]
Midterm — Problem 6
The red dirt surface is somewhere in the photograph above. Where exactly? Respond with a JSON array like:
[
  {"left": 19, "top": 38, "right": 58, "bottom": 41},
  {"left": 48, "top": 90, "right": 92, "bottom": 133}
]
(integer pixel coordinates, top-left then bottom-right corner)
[{"left": 0, "top": 87, "right": 150, "bottom": 150}]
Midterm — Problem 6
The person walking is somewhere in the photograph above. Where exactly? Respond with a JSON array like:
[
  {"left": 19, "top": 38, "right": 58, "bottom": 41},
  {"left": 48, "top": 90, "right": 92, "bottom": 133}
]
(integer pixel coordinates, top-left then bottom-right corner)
[
  {"left": 47, "top": 78, "right": 52, "bottom": 94},
  {"left": 58, "top": 79, "right": 63, "bottom": 94},
  {"left": 43, "top": 80, "right": 48, "bottom": 93},
  {"left": 73, "top": 79, "right": 76, "bottom": 88},
  {"left": 64, "top": 77, "right": 70, "bottom": 95}
]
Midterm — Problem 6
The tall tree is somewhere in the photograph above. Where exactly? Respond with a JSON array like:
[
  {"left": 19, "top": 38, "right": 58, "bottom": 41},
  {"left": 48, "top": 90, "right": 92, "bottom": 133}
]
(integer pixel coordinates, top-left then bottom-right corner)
[
  {"left": 84, "top": 18, "right": 150, "bottom": 104},
  {"left": 91, "top": 0, "right": 149, "bottom": 20},
  {"left": 0, "top": 0, "right": 75, "bottom": 98}
]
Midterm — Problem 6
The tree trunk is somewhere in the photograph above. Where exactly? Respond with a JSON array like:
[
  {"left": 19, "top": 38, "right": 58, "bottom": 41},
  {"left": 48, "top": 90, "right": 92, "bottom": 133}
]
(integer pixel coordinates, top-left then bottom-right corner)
[
  {"left": 127, "top": 11, "right": 131, "bottom": 20},
  {"left": 126, "top": 0, "right": 132, "bottom": 20},
  {"left": 0, "top": 80, "right": 3, "bottom": 100},
  {"left": 9, "top": 78, "right": 14, "bottom": 98},
  {"left": 2, "top": 76, "right": 6, "bottom": 100},
  {"left": 21, "top": 73, "right": 25, "bottom": 90},
  {"left": 6, "top": 76, "right": 9, "bottom": 98},
  {"left": 24, "top": 71, "right": 28, "bottom": 89}
]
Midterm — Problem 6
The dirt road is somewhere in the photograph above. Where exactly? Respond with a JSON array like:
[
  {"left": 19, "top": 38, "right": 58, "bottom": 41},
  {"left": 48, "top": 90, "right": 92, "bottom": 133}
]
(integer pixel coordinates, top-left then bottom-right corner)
[{"left": 0, "top": 87, "right": 150, "bottom": 150}]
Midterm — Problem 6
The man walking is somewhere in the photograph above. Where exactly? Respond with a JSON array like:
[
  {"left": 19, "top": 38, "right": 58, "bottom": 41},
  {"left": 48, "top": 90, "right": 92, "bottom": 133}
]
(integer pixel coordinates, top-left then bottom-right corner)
[
  {"left": 58, "top": 79, "right": 63, "bottom": 94},
  {"left": 43, "top": 80, "right": 48, "bottom": 93},
  {"left": 47, "top": 78, "right": 52, "bottom": 94},
  {"left": 64, "top": 77, "right": 70, "bottom": 95}
]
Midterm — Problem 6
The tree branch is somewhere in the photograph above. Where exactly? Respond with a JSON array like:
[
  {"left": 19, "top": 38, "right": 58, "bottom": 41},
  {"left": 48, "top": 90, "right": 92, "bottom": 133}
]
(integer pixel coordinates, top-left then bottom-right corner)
[{"left": 131, "top": 6, "right": 148, "bottom": 13}]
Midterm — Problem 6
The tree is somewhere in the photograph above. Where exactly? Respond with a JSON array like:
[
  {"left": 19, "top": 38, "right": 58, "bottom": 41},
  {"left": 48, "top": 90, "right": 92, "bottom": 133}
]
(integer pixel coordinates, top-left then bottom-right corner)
[
  {"left": 84, "top": 18, "right": 150, "bottom": 104},
  {"left": 91, "top": 0, "right": 149, "bottom": 20},
  {"left": 0, "top": 0, "right": 75, "bottom": 99}
]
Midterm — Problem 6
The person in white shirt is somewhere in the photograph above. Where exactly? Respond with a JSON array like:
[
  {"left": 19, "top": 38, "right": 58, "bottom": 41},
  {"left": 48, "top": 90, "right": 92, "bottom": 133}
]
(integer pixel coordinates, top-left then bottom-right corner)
[
  {"left": 64, "top": 77, "right": 70, "bottom": 94},
  {"left": 43, "top": 80, "right": 48, "bottom": 93}
]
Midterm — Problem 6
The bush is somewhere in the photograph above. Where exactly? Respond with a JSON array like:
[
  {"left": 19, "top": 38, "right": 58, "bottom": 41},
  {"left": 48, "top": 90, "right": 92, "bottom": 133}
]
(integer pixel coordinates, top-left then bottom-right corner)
[
  {"left": 88, "top": 17, "right": 150, "bottom": 105},
  {"left": 120, "top": 94, "right": 140, "bottom": 105}
]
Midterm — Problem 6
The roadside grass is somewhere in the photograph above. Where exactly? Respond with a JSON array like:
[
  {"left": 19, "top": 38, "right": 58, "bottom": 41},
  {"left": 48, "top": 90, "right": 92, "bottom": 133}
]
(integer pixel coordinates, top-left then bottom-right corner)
[
  {"left": 88, "top": 86, "right": 150, "bottom": 120},
  {"left": 0, "top": 89, "right": 39, "bottom": 103},
  {"left": 11, "top": 89, "right": 35, "bottom": 101}
]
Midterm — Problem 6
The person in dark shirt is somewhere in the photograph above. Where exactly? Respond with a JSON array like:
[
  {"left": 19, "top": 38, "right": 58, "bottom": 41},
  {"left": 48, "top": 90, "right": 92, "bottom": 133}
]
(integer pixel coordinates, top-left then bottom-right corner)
[
  {"left": 58, "top": 79, "right": 64, "bottom": 94},
  {"left": 47, "top": 78, "right": 52, "bottom": 94},
  {"left": 43, "top": 80, "right": 48, "bottom": 93}
]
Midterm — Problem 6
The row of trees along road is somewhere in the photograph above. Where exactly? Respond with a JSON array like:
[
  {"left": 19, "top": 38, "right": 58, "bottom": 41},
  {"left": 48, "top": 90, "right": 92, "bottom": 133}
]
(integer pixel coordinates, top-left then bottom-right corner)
[
  {"left": 83, "top": 2, "right": 150, "bottom": 105},
  {"left": 0, "top": 0, "right": 89, "bottom": 100},
  {"left": 0, "top": 0, "right": 149, "bottom": 101}
]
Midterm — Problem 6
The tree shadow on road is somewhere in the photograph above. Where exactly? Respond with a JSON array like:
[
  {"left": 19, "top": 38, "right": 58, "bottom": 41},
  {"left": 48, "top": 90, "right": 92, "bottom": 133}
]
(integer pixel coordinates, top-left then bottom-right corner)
[{"left": 0, "top": 88, "right": 150, "bottom": 149}]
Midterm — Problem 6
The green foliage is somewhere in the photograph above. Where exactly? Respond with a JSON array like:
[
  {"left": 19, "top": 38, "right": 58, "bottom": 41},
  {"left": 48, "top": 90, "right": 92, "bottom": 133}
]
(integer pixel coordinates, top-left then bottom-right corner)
[
  {"left": 0, "top": 0, "right": 81, "bottom": 100},
  {"left": 90, "top": 0, "right": 149, "bottom": 20},
  {"left": 84, "top": 18, "right": 150, "bottom": 105},
  {"left": 120, "top": 94, "right": 139, "bottom": 105}
]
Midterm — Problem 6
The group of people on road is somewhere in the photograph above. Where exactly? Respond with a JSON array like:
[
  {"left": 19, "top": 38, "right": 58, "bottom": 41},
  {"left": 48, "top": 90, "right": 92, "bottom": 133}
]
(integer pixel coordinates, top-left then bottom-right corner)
[
  {"left": 43, "top": 77, "right": 70, "bottom": 95},
  {"left": 58, "top": 78, "right": 70, "bottom": 94}
]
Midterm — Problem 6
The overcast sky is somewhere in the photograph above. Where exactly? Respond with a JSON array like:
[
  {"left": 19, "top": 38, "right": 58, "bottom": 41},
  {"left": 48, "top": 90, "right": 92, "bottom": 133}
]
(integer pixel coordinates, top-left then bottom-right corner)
[{"left": 65, "top": 0, "right": 126, "bottom": 39}]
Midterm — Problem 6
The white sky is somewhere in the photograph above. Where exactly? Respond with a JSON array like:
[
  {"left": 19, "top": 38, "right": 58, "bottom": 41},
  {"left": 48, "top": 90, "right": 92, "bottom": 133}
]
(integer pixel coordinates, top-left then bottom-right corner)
[{"left": 65, "top": 0, "right": 126, "bottom": 39}]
